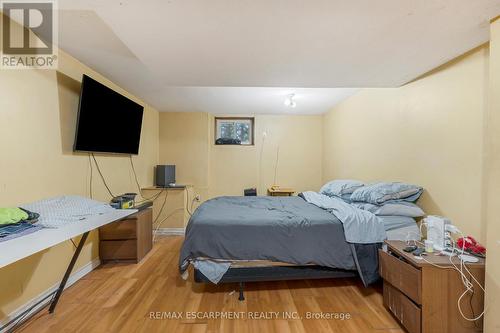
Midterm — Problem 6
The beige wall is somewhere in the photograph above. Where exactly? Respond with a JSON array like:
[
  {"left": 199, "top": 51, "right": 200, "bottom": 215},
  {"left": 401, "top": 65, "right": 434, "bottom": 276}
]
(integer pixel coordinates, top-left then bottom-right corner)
[
  {"left": 158, "top": 113, "right": 323, "bottom": 227},
  {"left": 484, "top": 18, "right": 500, "bottom": 333},
  {"left": 159, "top": 112, "right": 211, "bottom": 206},
  {"left": 2, "top": 11, "right": 498, "bottom": 330},
  {"left": 323, "top": 45, "right": 489, "bottom": 241},
  {"left": 209, "top": 115, "right": 323, "bottom": 198},
  {"left": 0, "top": 46, "right": 159, "bottom": 320}
]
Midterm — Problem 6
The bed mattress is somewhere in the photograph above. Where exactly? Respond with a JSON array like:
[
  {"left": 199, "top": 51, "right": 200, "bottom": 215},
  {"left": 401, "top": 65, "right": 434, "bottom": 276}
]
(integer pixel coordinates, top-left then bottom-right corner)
[
  {"left": 192, "top": 219, "right": 420, "bottom": 269},
  {"left": 179, "top": 196, "right": 384, "bottom": 285},
  {"left": 180, "top": 196, "right": 357, "bottom": 271}
]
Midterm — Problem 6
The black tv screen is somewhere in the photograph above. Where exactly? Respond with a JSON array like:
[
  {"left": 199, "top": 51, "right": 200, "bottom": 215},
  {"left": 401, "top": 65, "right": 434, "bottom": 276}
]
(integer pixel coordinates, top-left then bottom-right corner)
[{"left": 74, "top": 75, "right": 144, "bottom": 155}]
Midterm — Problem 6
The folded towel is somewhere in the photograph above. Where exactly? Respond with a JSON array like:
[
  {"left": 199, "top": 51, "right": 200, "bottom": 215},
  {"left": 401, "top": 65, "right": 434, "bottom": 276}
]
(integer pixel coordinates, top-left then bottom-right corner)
[{"left": 0, "top": 208, "right": 29, "bottom": 225}]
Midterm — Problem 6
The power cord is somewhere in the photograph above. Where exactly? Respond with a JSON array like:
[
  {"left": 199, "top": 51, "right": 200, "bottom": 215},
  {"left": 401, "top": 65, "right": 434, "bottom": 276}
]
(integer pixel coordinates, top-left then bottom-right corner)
[
  {"left": 128, "top": 155, "right": 165, "bottom": 203},
  {"left": 153, "top": 186, "right": 198, "bottom": 241},
  {"left": 91, "top": 153, "right": 116, "bottom": 198},
  {"left": 449, "top": 232, "right": 487, "bottom": 322},
  {"left": 258, "top": 131, "right": 267, "bottom": 194},
  {"left": 152, "top": 189, "right": 169, "bottom": 225},
  {"left": 185, "top": 185, "right": 198, "bottom": 217},
  {"left": 417, "top": 226, "right": 486, "bottom": 322},
  {"left": 129, "top": 156, "right": 196, "bottom": 239},
  {"left": 88, "top": 153, "right": 93, "bottom": 199},
  {"left": 129, "top": 156, "right": 169, "bottom": 222},
  {"left": 190, "top": 195, "right": 196, "bottom": 215},
  {"left": 185, "top": 186, "right": 192, "bottom": 217},
  {"left": 90, "top": 155, "right": 194, "bottom": 242},
  {"left": 135, "top": 188, "right": 165, "bottom": 205},
  {"left": 152, "top": 207, "right": 184, "bottom": 242}
]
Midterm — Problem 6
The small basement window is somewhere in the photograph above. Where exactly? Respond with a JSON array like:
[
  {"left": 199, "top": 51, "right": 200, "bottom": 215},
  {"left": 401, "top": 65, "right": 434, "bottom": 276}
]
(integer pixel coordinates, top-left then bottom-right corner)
[{"left": 215, "top": 117, "right": 254, "bottom": 145}]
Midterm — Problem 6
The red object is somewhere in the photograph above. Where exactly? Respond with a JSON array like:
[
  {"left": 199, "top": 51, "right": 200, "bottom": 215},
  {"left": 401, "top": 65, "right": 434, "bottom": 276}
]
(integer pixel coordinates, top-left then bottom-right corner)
[{"left": 457, "top": 236, "right": 486, "bottom": 255}]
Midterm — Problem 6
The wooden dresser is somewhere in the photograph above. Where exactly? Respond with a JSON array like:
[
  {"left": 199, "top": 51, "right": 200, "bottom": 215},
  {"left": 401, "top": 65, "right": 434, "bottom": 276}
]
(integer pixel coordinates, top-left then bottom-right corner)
[
  {"left": 379, "top": 241, "right": 485, "bottom": 333},
  {"left": 99, "top": 208, "right": 153, "bottom": 263}
]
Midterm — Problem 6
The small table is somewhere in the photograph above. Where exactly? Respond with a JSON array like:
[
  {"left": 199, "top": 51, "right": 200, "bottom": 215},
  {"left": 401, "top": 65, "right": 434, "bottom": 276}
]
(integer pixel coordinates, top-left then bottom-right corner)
[
  {"left": 99, "top": 205, "right": 153, "bottom": 263},
  {"left": 380, "top": 240, "right": 485, "bottom": 333},
  {"left": 267, "top": 187, "right": 295, "bottom": 196}
]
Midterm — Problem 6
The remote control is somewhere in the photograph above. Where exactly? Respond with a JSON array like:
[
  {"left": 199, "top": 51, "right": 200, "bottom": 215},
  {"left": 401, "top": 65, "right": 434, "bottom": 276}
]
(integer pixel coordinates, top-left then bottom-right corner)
[{"left": 413, "top": 248, "right": 425, "bottom": 256}]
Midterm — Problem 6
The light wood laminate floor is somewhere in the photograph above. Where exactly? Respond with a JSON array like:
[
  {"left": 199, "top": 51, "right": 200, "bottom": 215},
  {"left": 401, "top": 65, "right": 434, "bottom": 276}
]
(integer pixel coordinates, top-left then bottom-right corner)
[{"left": 18, "top": 236, "right": 404, "bottom": 333}]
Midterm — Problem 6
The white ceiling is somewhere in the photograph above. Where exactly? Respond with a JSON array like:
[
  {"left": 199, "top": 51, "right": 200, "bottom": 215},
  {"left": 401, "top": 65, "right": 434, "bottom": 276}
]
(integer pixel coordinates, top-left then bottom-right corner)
[
  {"left": 148, "top": 87, "right": 358, "bottom": 114},
  {"left": 52, "top": 1, "right": 500, "bottom": 114}
]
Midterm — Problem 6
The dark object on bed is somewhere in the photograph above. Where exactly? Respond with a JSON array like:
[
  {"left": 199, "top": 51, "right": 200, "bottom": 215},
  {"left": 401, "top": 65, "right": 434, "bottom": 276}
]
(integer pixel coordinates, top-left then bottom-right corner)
[
  {"left": 243, "top": 188, "right": 257, "bottom": 196},
  {"left": 194, "top": 265, "right": 357, "bottom": 301}
]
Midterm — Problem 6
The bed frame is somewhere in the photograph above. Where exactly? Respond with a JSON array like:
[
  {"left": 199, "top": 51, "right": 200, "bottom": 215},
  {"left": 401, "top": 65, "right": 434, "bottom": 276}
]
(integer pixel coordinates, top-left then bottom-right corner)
[{"left": 194, "top": 265, "right": 357, "bottom": 301}]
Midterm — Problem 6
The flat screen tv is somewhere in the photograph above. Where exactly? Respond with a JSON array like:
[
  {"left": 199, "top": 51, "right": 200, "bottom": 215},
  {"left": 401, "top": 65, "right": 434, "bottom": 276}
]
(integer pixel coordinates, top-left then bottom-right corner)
[{"left": 73, "top": 75, "right": 144, "bottom": 155}]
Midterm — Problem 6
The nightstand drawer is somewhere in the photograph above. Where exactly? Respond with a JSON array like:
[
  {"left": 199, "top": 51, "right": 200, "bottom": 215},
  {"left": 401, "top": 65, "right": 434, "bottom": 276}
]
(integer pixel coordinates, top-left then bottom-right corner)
[
  {"left": 100, "top": 240, "right": 137, "bottom": 260},
  {"left": 383, "top": 282, "right": 421, "bottom": 333},
  {"left": 379, "top": 250, "right": 421, "bottom": 304},
  {"left": 99, "top": 219, "right": 137, "bottom": 240}
]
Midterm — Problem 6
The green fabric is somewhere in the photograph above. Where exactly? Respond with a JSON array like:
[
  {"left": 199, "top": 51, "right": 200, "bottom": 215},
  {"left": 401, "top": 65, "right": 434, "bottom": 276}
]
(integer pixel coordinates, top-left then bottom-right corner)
[{"left": 0, "top": 208, "right": 29, "bottom": 225}]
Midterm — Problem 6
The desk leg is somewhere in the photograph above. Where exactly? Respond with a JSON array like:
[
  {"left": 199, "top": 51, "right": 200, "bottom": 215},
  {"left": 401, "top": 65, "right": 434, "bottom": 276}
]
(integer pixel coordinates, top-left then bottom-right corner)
[{"left": 48, "top": 231, "right": 90, "bottom": 313}]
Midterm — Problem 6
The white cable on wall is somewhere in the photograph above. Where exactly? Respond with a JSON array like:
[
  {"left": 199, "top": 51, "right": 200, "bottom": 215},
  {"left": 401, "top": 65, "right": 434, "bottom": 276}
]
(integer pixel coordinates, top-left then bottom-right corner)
[
  {"left": 153, "top": 207, "right": 185, "bottom": 242},
  {"left": 418, "top": 226, "right": 487, "bottom": 322},
  {"left": 273, "top": 146, "right": 280, "bottom": 186},
  {"left": 258, "top": 131, "right": 267, "bottom": 194}
]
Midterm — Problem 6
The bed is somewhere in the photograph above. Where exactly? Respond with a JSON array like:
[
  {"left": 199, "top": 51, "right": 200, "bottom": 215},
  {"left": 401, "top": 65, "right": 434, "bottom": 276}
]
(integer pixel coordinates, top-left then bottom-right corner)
[{"left": 179, "top": 194, "right": 420, "bottom": 300}]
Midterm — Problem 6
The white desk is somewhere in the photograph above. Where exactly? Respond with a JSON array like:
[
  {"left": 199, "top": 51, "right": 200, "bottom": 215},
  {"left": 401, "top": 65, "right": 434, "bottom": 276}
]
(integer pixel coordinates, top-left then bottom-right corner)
[
  {"left": 0, "top": 209, "right": 136, "bottom": 269},
  {"left": 0, "top": 209, "right": 137, "bottom": 331}
]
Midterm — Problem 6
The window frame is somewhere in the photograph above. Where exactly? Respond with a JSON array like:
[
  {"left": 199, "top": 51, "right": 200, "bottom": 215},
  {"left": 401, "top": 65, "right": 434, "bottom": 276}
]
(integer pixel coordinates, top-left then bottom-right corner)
[{"left": 214, "top": 117, "right": 255, "bottom": 146}]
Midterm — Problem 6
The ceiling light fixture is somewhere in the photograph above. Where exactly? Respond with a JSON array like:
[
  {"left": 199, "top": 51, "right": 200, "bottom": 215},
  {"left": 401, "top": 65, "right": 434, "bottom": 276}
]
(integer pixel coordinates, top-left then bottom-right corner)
[{"left": 284, "top": 94, "right": 297, "bottom": 108}]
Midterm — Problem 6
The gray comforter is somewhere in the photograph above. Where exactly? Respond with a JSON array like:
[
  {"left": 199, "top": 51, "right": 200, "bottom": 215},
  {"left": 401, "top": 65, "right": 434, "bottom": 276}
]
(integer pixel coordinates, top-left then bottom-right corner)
[
  {"left": 179, "top": 196, "right": 381, "bottom": 286},
  {"left": 300, "top": 191, "right": 387, "bottom": 243}
]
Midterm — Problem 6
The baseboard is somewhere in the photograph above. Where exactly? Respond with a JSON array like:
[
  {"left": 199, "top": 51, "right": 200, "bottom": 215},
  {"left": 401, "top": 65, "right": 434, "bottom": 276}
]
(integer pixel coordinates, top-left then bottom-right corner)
[
  {"left": 156, "top": 228, "right": 185, "bottom": 236},
  {"left": 1, "top": 258, "right": 101, "bottom": 331}
]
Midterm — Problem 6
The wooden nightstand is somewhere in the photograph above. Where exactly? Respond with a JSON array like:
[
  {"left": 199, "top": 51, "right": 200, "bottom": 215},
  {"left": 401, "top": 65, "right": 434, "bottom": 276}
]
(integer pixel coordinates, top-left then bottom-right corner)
[
  {"left": 379, "top": 240, "right": 485, "bottom": 333},
  {"left": 99, "top": 207, "right": 153, "bottom": 263},
  {"left": 267, "top": 187, "right": 295, "bottom": 196}
]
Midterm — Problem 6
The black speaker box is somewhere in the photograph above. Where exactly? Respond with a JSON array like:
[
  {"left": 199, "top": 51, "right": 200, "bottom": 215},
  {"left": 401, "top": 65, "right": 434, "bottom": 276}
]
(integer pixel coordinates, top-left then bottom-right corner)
[{"left": 156, "top": 165, "right": 175, "bottom": 187}]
